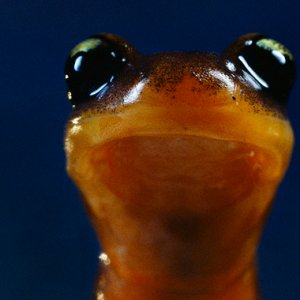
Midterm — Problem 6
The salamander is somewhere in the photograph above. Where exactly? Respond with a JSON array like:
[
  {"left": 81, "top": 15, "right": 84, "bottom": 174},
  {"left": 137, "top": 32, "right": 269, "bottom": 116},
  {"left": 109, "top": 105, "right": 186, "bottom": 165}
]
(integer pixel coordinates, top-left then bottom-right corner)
[{"left": 64, "top": 33, "right": 296, "bottom": 299}]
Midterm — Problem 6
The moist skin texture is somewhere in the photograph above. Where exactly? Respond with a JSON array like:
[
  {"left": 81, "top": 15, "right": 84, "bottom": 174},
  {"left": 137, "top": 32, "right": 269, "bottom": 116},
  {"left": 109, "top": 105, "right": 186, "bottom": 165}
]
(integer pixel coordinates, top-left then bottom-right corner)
[{"left": 65, "top": 42, "right": 294, "bottom": 299}]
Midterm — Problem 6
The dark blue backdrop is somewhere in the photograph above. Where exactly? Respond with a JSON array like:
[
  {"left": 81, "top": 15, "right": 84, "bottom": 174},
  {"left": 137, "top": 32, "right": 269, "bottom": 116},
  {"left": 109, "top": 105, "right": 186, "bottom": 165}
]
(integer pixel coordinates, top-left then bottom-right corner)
[{"left": 1, "top": 1, "right": 299, "bottom": 299}]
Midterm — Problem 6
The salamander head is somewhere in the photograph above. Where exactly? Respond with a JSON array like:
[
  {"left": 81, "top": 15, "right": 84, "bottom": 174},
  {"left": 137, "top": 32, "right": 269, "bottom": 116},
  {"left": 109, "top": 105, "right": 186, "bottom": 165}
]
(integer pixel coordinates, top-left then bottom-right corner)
[{"left": 64, "top": 33, "right": 295, "bottom": 213}]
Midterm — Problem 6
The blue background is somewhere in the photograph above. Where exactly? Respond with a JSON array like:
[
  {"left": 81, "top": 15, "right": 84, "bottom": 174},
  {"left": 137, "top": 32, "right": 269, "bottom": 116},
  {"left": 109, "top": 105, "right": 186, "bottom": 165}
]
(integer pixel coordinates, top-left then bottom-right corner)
[{"left": 1, "top": 0, "right": 299, "bottom": 299}]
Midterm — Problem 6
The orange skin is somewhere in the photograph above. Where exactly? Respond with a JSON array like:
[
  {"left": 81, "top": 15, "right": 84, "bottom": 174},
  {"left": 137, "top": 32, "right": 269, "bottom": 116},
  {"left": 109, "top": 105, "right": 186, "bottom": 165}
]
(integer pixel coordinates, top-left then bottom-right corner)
[{"left": 65, "top": 37, "right": 294, "bottom": 299}]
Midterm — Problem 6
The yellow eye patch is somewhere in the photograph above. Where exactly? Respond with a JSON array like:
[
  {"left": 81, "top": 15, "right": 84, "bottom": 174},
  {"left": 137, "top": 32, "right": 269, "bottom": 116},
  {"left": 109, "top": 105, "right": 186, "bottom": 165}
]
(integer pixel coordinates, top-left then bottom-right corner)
[
  {"left": 256, "top": 38, "right": 293, "bottom": 61},
  {"left": 70, "top": 38, "right": 102, "bottom": 57}
]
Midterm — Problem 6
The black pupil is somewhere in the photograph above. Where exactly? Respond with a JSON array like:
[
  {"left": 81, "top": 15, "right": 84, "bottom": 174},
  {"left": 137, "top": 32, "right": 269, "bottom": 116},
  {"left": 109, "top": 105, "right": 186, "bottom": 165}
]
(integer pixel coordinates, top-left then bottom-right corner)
[
  {"left": 65, "top": 37, "right": 126, "bottom": 107},
  {"left": 238, "top": 38, "right": 296, "bottom": 103}
]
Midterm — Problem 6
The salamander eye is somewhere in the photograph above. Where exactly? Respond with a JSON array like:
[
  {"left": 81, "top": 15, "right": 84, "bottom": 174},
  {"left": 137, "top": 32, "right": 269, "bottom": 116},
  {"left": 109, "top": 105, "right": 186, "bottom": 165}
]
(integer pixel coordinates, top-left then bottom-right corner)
[
  {"left": 64, "top": 34, "right": 136, "bottom": 108},
  {"left": 223, "top": 33, "right": 296, "bottom": 104}
]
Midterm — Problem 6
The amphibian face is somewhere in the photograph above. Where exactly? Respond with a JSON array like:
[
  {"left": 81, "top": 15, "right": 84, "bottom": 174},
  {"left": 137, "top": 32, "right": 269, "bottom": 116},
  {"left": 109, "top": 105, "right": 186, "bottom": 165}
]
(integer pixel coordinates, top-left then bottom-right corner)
[{"left": 64, "top": 34, "right": 295, "bottom": 299}]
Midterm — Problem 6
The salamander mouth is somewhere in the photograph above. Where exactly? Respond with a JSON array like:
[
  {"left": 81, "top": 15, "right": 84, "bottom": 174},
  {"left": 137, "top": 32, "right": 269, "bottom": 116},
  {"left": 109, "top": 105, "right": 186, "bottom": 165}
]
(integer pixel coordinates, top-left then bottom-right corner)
[
  {"left": 65, "top": 101, "right": 293, "bottom": 215},
  {"left": 86, "top": 134, "right": 280, "bottom": 213}
]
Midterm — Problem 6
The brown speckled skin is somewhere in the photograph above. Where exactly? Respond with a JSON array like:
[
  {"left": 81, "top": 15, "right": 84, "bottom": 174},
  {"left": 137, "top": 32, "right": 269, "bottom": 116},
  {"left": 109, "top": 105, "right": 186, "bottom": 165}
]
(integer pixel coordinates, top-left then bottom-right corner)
[
  {"left": 70, "top": 50, "right": 285, "bottom": 119},
  {"left": 65, "top": 34, "right": 294, "bottom": 299}
]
